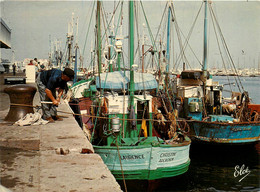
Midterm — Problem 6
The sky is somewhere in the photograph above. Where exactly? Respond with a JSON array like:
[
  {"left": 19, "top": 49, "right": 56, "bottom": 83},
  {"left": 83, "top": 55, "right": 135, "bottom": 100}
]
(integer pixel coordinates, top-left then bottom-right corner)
[{"left": 0, "top": 0, "right": 259, "bottom": 70}]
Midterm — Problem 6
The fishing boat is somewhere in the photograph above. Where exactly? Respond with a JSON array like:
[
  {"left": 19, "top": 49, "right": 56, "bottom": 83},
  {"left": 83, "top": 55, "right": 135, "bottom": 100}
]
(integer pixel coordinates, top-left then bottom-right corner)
[
  {"left": 70, "top": 1, "right": 191, "bottom": 180},
  {"left": 93, "top": 71, "right": 190, "bottom": 180},
  {"left": 173, "top": 0, "right": 260, "bottom": 144}
]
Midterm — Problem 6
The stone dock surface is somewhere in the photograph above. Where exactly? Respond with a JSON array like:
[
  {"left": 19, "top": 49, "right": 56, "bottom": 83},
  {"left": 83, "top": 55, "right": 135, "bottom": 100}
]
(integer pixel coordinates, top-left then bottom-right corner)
[{"left": 0, "top": 73, "right": 122, "bottom": 192}]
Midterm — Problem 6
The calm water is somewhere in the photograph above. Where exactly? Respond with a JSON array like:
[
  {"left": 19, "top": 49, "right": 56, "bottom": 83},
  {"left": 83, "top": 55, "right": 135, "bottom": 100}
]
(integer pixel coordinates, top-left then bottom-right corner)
[
  {"left": 118, "top": 76, "right": 260, "bottom": 192},
  {"left": 213, "top": 76, "right": 260, "bottom": 104}
]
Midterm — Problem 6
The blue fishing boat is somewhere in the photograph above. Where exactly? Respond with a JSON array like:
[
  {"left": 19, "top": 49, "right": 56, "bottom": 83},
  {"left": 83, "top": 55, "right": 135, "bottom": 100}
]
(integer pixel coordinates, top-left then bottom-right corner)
[
  {"left": 173, "top": 0, "right": 260, "bottom": 145},
  {"left": 191, "top": 118, "right": 260, "bottom": 144}
]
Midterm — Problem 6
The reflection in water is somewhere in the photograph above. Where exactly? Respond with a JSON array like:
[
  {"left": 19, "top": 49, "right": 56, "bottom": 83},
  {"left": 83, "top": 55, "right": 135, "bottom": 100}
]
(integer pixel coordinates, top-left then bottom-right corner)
[{"left": 118, "top": 143, "right": 260, "bottom": 192}]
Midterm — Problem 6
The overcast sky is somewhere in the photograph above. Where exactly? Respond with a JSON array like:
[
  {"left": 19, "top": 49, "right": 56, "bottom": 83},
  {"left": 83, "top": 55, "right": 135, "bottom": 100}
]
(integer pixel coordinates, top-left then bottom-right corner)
[{"left": 1, "top": 0, "right": 259, "bottom": 70}]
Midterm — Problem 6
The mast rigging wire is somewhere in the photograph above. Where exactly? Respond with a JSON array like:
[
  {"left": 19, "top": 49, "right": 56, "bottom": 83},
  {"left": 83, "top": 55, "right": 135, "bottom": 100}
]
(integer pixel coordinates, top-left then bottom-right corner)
[
  {"left": 172, "top": 2, "right": 203, "bottom": 70},
  {"left": 208, "top": 3, "right": 233, "bottom": 92},
  {"left": 209, "top": 3, "right": 244, "bottom": 92}
]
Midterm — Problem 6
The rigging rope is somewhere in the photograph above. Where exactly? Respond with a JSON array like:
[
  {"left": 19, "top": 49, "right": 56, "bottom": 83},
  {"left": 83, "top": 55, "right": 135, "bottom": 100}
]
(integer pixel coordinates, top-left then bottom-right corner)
[
  {"left": 208, "top": 4, "right": 233, "bottom": 92},
  {"left": 10, "top": 103, "right": 198, "bottom": 123},
  {"left": 172, "top": 2, "right": 203, "bottom": 70},
  {"left": 209, "top": 4, "right": 245, "bottom": 92},
  {"left": 153, "top": 3, "right": 167, "bottom": 52},
  {"left": 178, "top": 26, "right": 203, "bottom": 68},
  {"left": 115, "top": 138, "right": 128, "bottom": 192},
  {"left": 114, "top": 1, "right": 123, "bottom": 36},
  {"left": 140, "top": 1, "right": 160, "bottom": 69},
  {"left": 82, "top": 1, "right": 95, "bottom": 56},
  {"left": 101, "top": 5, "right": 109, "bottom": 46},
  {"left": 134, "top": 2, "right": 142, "bottom": 65},
  {"left": 100, "top": 1, "right": 121, "bottom": 42},
  {"left": 171, "top": 4, "right": 189, "bottom": 69}
]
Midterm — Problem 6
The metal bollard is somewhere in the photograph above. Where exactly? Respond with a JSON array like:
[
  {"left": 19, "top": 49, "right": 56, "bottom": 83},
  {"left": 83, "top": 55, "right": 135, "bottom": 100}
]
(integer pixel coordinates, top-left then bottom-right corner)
[{"left": 4, "top": 85, "right": 37, "bottom": 122}]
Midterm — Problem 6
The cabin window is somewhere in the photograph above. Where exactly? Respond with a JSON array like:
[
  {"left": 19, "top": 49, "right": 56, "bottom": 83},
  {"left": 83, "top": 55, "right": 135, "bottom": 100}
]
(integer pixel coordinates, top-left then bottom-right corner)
[
  {"left": 214, "top": 91, "right": 220, "bottom": 106},
  {"left": 137, "top": 101, "right": 149, "bottom": 120}
]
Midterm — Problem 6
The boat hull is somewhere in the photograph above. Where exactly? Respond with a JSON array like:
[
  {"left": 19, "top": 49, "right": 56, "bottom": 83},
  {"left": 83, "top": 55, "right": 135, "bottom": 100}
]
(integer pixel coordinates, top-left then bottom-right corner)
[
  {"left": 189, "top": 121, "right": 260, "bottom": 144},
  {"left": 94, "top": 143, "right": 190, "bottom": 180}
]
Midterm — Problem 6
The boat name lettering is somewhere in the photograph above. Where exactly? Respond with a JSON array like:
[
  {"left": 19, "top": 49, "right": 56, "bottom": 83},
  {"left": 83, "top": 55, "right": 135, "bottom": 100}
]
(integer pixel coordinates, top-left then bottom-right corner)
[
  {"left": 121, "top": 154, "right": 145, "bottom": 160},
  {"left": 159, "top": 158, "right": 174, "bottom": 162},
  {"left": 231, "top": 127, "right": 251, "bottom": 132},
  {"left": 160, "top": 152, "right": 176, "bottom": 158}
]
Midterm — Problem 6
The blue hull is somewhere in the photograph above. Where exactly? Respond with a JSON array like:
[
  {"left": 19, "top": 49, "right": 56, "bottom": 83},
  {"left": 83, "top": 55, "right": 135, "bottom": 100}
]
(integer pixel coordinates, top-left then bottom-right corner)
[{"left": 189, "top": 121, "right": 260, "bottom": 144}]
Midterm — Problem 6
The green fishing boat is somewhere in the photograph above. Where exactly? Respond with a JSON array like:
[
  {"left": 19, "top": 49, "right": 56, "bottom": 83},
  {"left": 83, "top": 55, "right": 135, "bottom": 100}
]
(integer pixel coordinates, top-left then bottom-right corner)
[
  {"left": 71, "top": 1, "right": 191, "bottom": 180},
  {"left": 92, "top": 70, "right": 191, "bottom": 180},
  {"left": 95, "top": 139, "right": 190, "bottom": 180}
]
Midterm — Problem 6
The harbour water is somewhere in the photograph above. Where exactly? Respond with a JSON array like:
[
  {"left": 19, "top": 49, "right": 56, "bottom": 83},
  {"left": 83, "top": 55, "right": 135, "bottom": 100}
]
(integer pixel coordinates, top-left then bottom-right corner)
[
  {"left": 118, "top": 76, "right": 260, "bottom": 192},
  {"left": 119, "top": 143, "right": 259, "bottom": 192},
  {"left": 214, "top": 76, "right": 260, "bottom": 104}
]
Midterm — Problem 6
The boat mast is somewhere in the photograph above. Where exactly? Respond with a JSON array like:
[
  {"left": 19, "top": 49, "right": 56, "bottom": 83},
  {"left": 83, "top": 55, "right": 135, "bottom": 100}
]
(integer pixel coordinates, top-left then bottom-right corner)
[
  {"left": 129, "top": 1, "right": 137, "bottom": 136},
  {"left": 116, "top": 4, "right": 123, "bottom": 71},
  {"left": 67, "top": 13, "right": 74, "bottom": 69},
  {"left": 166, "top": 2, "right": 171, "bottom": 74},
  {"left": 116, "top": 39, "right": 122, "bottom": 71},
  {"left": 73, "top": 17, "right": 79, "bottom": 83},
  {"left": 97, "top": 0, "right": 102, "bottom": 74},
  {"left": 142, "top": 24, "right": 145, "bottom": 73},
  {"left": 129, "top": 0, "right": 135, "bottom": 108},
  {"left": 109, "top": 7, "right": 115, "bottom": 72},
  {"left": 166, "top": 2, "right": 172, "bottom": 86},
  {"left": 159, "top": 36, "right": 162, "bottom": 81},
  {"left": 202, "top": 0, "right": 208, "bottom": 79},
  {"left": 201, "top": 0, "right": 209, "bottom": 118},
  {"left": 49, "top": 35, "right": 52, "bottom": 69}
]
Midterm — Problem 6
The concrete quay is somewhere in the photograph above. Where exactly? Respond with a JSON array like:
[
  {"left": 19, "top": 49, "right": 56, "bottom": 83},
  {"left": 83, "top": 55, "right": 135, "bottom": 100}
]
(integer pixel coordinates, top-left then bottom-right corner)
[{"left": 0, "top": 73, "right": 122, "bottom": 192}]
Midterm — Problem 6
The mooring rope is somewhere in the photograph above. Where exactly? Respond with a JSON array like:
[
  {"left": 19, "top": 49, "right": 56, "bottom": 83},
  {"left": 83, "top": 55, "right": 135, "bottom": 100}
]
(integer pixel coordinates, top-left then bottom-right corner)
[
  {"left": 9, "top": 103, "right": 194, "bottom": 124},
  {"left": 115, "top": 137, "right": 127, "bottom": 192}
]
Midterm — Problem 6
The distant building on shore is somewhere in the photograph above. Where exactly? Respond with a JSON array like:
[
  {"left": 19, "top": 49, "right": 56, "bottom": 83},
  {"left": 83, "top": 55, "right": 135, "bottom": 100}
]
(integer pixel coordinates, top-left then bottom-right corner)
[
  {"left": 0, "top": 18, "right": 11, "bottom": 73},
  {"left": 0, "top": 18, "right": 11, "bottom": 49}
]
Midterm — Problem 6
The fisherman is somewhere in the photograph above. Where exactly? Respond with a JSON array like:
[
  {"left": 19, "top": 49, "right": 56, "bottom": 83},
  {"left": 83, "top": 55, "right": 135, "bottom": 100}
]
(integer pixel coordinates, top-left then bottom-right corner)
[
  {"left": 36, "top": 68, "right": 74, "bottom": 122},
  {"left": 28, "top": 60, "right": 34, "bottom": 65},
  {"left": 34, "top": 58, "right": 39, "bottom": 70},
  {"left": 39, "top": 63, "right": 45, "bottom": 71},
  {"left": 12, "top": 63, "right": 16, "bottom": 76}
]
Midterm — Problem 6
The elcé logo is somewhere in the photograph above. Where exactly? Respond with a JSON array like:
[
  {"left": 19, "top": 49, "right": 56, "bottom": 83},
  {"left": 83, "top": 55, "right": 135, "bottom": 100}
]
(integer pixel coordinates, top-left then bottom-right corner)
[{"left": 234, "top": 164, "right": 251, "bottom": 182}]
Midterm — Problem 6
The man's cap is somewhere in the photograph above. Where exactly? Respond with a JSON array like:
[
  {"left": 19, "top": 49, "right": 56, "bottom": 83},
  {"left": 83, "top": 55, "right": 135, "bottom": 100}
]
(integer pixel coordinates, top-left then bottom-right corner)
[{"left": 63, "top": 68, "right": 75, "bottom": 80}]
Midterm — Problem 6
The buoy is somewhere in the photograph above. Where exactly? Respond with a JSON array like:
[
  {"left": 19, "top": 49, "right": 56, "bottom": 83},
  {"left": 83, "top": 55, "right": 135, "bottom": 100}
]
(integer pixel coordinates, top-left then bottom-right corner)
[{"left": 111, "top": 116, "right": 120, "bottom": 133}]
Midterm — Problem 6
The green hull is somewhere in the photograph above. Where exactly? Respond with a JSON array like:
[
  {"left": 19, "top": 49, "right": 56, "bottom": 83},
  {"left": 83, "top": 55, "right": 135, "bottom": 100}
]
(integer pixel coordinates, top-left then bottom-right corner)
[
  {"left": 111, "top": 159, "right": 190, "bottom": 180},
  {"left": 94, "top": 138, "right": 190, "bottom": 180}
]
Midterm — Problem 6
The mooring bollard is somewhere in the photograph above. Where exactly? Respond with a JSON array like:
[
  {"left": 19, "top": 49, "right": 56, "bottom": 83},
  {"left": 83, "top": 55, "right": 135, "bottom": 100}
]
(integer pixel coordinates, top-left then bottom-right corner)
[{"left": 4, "top": 85, "right": 37, "bottom": 122}]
